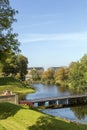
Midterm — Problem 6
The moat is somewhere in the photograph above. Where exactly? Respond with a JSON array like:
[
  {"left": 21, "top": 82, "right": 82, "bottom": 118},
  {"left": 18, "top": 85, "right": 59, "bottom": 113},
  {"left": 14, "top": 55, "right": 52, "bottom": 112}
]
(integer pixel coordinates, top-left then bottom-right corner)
[{"left": 26, "top": 84, "right": 87, "bottom": 124}]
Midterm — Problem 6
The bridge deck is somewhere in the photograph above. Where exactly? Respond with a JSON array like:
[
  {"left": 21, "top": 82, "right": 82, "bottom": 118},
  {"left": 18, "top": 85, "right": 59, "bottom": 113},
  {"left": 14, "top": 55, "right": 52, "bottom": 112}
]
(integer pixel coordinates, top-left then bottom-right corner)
[{"left": 25, "top": 94, "right": 87, "bottom": 103}]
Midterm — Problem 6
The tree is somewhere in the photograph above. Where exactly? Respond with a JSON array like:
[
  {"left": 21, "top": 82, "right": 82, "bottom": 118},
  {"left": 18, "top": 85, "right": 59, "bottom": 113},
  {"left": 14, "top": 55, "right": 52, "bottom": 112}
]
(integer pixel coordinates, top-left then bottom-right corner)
[
  {"left": 69, "top": 62, "right": 81, "bottom": 88},
  {"left": 2, "top": 51, "right": 18, "bottom": 76},
  {"left": 69, "top": 62, "right": 77, "bottom": 70},
  {"left": 2, "top": 53, "right": 28, "bottom": 81},
  {"left": 55, "top": 67, "right": 69, "bottom": 85},
  {"left": 17, "top": 54, "right": 28, "bottom": 81},
  {"left": 41, "top": 68, "right": 55, "bottom": 84},
  {"left": 42, "top": 68, "right": 55, "bottom": 80},
  {"left": 30, "top": 69, "right": 40, "bottom": 81},
  {"left": 69, "top": 54, "right": 87, "bottom": 88},
  {"left": 79, "top": 54, "right": 87, "bottom": 86},
  {"left": 0, "top": 0, "right": 20, "bottom": 62},
  {"left": 55, "top": 67, "right": 65, "bottom": 82}
]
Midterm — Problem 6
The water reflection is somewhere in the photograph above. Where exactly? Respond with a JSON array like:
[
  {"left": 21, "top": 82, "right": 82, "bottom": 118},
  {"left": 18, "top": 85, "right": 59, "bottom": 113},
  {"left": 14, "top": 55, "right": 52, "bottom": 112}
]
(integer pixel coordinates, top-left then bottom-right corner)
[
  {"left": 42, "top": 106, "right": 87, "bottom": 124},
  {"left": 71, "top": 106, "right": 87, "bottom": 120},
  {"left": 26, "top": 84, "right": 87, "bottom": 123}
]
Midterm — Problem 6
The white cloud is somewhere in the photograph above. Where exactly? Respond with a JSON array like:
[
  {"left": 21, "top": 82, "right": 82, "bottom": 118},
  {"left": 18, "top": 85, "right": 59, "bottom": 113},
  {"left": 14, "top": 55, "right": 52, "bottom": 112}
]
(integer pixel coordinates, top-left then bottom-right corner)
[
  {"left": 17, "top": 20, "right": 56, "bottom": 30},
  {"left": 19, "top": 31, "right": 87, "bottom": 43}
]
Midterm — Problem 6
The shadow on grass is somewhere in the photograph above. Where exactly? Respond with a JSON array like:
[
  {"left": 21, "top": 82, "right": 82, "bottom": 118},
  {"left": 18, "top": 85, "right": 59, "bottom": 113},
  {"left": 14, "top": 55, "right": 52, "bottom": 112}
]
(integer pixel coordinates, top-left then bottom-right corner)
[
  {"left": 28, "top": 116, "right": 58, "bottom": 130},
  {"left": 0, "top": 77, "right": 15, "bottom": 86},
  {"left": 0, "top": 77, "right": 26, "bottom": 87},
  {"left": 0, "top": 102, "right": 22, "bottom": 119},
  {"left": 27, "top": 115, "right": 87, "bottom": 130},
  {"left": 0, "top": 124, "right": 6, "bottom": 130}
]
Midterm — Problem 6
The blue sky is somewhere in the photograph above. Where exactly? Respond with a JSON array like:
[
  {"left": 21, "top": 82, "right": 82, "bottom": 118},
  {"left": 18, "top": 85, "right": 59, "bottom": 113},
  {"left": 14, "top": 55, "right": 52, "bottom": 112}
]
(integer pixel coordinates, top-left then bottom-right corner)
[{"left": 10, "top": 0, "right": 87, "bottom": 69}]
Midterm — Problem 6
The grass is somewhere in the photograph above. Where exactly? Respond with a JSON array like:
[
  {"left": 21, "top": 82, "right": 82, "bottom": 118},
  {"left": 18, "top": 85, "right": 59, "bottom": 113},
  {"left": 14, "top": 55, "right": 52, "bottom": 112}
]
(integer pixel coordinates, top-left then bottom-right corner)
[
  {"left": 0, "top": 77, "right": 35, "bottom": 99},
  {"left": 0, "top": 77, "right": 87, "bottom": 130},
  {"left": 0, "top": 125, "right": 6, "bottom": 130},
  {"left": 0, "top": 102, "right": 87, "bottom": 130}
]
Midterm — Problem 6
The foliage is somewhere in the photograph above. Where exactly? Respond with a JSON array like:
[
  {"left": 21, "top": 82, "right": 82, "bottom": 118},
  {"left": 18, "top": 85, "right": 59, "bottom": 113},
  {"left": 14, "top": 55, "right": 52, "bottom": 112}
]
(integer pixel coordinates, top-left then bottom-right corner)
[
  {"left": 2, "top": 53, "right": 28, "bottom": 81},
  {"left": 41, "top": 68, "right": 55, "bottom": 84},
  {"left": 30, "top": 69, "right": 40, "bottom": 81},
  {"left": 55, "top": 67, "right": 69, "bottom": 86},
  {"left": 69, "top": 62, "right": 82, "bottom": 88},
  {"left": 69, "top": 54, "right": 87, "bottom": 89},
  {"left": 40, "top": 54, "right": 87, "bottom": 91},
  {"left": 80, "top": 54, "right": 87, "bottom": 85},
  {"left": 0, "top": 0, "right": 28, "bottom": 81},
  {"left": 17, "top": 54, "right": 28, "bottom": 81},
  {"left": 2, "top": 51, "right": 18, "bottom": 76},
  {"left": 0, "top": 0, "right": 20, "bottom": 62}
]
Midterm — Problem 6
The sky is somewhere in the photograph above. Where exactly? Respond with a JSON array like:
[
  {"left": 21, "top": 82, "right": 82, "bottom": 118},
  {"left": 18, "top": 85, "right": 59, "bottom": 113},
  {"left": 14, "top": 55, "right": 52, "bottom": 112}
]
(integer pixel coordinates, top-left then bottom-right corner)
[{"left": 10, "top": 0, "right": 87, "bottom": 69}]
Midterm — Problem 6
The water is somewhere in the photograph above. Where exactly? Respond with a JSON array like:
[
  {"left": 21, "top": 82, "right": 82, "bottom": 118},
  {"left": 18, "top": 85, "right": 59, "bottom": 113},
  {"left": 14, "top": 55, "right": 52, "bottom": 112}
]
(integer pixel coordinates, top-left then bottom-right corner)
[
  {"left": 42, "top": 107, "right": 87, "bottom": 124},
  {"left": 26, "top": 84, "right": 87, "bottom": 124},
  {"left": 26, "top": 84, "right": 71, "bottom": 100}
]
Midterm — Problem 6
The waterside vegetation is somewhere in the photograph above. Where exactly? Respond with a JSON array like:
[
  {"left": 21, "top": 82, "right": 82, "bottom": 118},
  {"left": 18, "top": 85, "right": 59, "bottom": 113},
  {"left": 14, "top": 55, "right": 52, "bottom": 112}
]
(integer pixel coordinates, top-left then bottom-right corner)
[{"left": 29, "top": 54, "right": 87, "bottom": 92}]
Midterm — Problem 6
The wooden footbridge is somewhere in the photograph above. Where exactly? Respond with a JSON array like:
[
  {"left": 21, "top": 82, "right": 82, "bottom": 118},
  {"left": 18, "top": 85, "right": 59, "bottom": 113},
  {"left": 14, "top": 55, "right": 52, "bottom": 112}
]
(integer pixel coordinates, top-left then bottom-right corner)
[{"left": 19, "top": 94, "right": 87, "bottom": 108}]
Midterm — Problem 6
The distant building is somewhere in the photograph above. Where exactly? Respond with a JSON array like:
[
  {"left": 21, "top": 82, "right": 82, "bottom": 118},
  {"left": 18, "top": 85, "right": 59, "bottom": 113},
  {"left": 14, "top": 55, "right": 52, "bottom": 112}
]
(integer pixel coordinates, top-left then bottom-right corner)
[
  {"left": 28, "top": 67, "right": 44, "bottom": 72},
  {"left": 26, "top": 67, "right": 44, "bottom": 80},
  {"left": 48, "top": 66, "right": 67, "bottom": 72},
  {"left": 48, "top": 67, "right": 61, "bottom": 72}
]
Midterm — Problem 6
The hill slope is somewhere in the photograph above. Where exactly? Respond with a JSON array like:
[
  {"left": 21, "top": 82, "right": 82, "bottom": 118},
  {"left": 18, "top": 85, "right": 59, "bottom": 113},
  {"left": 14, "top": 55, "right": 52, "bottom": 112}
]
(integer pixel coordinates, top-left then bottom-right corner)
[
  {"left": 0, "top": 77, "right": 34, "bottom": 98},
  {"left": 0, "top": 102, "right": 87, "bottom": 130}
]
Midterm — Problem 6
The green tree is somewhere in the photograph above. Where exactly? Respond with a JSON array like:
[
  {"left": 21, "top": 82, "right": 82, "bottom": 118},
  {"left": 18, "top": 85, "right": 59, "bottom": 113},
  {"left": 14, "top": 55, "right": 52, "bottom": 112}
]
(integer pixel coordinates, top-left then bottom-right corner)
[
  {"left": 41, "top": 68, "right": 55, "bottom": 84},
  {"left": 2, "top": 53, "right": 28, "bottom": 81},
  {"left": 55, "top": 67, "right": 69, "bottom": 86},
  {"left": 79, "top": 54, "right": 87, "bottom": 86},
  {"left": 69, "top": 54, "right": 87, "bottom": 89},
  {"left": 55, "top": 67, "right": 65, "bottom": 82},
  {"left": 30, "top": 69, "right": 40, "bottom": 81},
  {"left": 17, "top": 54, "right": 28, "bottom": 81},
  {"left": 0, "top": 0, "right": 20, "bottom": 62},
  {"left": 42, "top": 68, "right": 55, "bottom": 80},
  {"left": 69, "top": 62, "right": 81, "bottom": 88},
  {"left": 2, "top": 51, "right": 18, "bottom": 76},
  {"left": 69, "top": 62, "right": 77, "bottom": 70}
]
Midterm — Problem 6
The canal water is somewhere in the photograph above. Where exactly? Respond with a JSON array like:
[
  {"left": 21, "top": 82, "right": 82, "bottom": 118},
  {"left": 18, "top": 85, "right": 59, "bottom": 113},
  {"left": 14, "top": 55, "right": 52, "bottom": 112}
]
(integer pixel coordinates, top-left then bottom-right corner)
[{"left": 26, "top": 84, "right": 87, "bottom": 124}]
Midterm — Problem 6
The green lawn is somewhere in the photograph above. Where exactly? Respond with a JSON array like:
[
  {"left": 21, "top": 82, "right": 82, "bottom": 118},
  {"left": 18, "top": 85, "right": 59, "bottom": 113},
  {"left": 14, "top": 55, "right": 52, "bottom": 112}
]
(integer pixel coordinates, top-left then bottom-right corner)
[
  {"left": 0, "top": 77, "right": 87, "bottom": 130},
  {"left": 0, "top": 102, "right": 87, "bottom": 130}
]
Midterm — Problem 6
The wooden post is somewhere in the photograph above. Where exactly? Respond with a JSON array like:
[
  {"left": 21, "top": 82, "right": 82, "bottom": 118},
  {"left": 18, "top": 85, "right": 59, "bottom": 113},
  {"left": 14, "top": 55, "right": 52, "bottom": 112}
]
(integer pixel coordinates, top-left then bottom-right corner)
[{"left": 15, "top": 94, "right": 18, "bottom": 104}]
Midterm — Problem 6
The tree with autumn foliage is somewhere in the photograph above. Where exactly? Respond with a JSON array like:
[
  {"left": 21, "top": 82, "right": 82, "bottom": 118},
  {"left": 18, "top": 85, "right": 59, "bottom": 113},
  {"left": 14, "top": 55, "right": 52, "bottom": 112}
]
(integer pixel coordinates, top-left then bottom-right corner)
[
  {"left": 41, "top": 68, "right": 55, "bottom": 84},
  {"left": 54, "top": 67, "right": 69, "bottom": 86}
]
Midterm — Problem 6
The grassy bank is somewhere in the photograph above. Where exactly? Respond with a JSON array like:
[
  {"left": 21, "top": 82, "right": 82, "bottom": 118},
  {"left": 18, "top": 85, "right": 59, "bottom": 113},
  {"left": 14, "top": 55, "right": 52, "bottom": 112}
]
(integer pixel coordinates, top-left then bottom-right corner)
[
  {"left": 0, "top": 77, "right": 35, "bottom": 99},
  {"left": 0, "top": 102, "right": 87, "bottom": 130}
]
